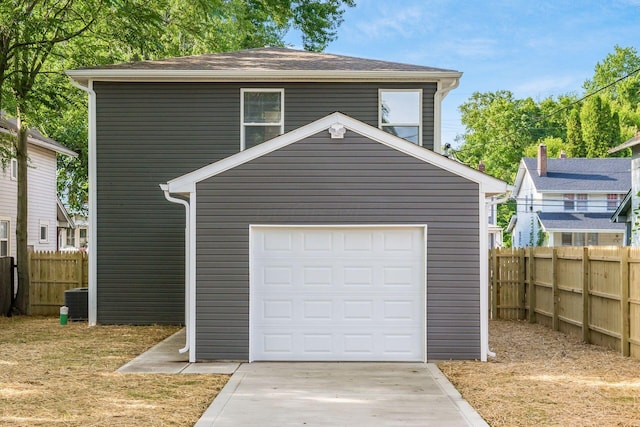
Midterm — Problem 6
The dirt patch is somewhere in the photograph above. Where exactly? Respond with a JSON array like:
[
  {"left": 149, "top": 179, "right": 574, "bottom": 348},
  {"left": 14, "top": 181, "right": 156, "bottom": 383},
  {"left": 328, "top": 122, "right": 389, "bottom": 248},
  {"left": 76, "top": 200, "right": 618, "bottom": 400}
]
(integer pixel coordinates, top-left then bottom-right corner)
[
  {"left": 0, "top": 316, "right": 228, "bottom": 426},
  {"left": 439, "top": 320, "right": 640, "bottom": 426}
]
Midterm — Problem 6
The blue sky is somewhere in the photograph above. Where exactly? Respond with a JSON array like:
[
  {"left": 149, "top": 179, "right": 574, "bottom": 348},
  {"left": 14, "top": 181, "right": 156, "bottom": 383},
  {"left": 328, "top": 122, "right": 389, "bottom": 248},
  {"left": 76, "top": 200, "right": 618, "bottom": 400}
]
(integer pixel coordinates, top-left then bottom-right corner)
[{"left": 287, "top": 0, "right": 640, "bottom": 146}]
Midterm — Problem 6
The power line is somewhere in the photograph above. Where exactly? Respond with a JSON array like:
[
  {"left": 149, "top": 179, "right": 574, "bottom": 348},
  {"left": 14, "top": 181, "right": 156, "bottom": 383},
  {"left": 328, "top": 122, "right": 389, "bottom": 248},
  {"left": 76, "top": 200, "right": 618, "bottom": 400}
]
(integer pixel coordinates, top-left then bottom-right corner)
[{"left": 454, "top": 66, "right": 640, "bottom": 147}]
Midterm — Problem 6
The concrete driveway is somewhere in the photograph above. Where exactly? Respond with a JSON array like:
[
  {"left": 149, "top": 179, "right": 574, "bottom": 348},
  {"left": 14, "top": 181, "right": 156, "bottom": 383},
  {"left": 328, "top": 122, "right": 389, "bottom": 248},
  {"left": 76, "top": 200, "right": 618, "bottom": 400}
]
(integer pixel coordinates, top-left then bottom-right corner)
[{"left": 195, "top": 362, "right": 487, "bottom": 427}]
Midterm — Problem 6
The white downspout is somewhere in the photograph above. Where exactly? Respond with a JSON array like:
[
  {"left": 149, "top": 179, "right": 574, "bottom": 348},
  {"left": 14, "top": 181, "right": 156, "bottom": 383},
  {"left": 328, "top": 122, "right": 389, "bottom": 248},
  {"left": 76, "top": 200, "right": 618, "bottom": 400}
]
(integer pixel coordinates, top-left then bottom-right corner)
[
  {"left": 160, "top": 184, "right": 190, "bottom": 354},
  {"left": 69, "top": 79, "right": 98, "bottom": 326}
]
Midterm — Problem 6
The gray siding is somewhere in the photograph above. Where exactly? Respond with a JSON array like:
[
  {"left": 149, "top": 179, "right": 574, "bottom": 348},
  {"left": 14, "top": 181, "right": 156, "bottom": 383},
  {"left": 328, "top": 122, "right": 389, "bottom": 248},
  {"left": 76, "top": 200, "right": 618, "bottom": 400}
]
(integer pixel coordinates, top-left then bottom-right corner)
[
  {"left": 195, "top": 132, "right": 480, "bottom": 360},
  {"left": 94, "top": 81, "right": 436, "bottom": 324}
]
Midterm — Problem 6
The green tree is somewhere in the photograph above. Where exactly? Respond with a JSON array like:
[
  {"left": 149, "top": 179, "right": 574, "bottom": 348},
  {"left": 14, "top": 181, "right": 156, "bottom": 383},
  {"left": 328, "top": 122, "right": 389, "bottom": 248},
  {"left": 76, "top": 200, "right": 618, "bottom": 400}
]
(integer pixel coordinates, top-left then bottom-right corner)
[
  {"left": 0, "top": 0, "right": 355, "bottom": 314},
  {"left": 566, "top": 107, "right": 585, "bottom": 157},
  {"left": 455, "top": 90, "right": 544, "bottom": 183},
  {"left": 0, "top": 0, "right": 101, "bottom": 314},
  {"left": 580, "top": 95, "right": 620, "bottom": 158}
]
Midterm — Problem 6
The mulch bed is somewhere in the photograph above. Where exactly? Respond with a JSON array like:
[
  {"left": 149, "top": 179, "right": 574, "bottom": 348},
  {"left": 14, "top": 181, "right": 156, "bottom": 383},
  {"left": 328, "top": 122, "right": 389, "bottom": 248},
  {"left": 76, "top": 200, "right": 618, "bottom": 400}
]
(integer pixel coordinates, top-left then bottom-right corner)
[{"left": 439, "top": 320, "right": 640, "bottom": 426}]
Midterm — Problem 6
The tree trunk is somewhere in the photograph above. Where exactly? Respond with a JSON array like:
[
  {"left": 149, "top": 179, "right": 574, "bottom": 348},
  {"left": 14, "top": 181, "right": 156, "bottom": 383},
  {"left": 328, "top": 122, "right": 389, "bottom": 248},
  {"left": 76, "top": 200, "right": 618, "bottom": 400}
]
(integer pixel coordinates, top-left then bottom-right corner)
[{"left": 13, "top": 111, "right": 30, "bottom": 315}]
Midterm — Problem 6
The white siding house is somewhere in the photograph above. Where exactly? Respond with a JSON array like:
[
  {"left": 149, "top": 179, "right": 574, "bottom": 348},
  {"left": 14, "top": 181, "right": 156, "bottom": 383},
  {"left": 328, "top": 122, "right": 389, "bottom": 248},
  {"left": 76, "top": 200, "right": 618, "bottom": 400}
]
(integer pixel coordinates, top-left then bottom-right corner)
[
  {"left": 0, "top": 113, "right": 77, "bottom": 257},
  {"left": 510, "top": 145, "right": 630, "bottom": 247}
]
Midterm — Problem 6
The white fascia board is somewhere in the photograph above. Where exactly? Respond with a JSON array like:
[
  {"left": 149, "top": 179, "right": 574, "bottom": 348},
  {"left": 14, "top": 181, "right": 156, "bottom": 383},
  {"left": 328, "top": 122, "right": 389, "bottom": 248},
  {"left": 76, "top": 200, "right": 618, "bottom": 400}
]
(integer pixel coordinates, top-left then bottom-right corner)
[
  {"left": 512, "top": 160, "right": 528, "bottom": 196},
  {"left": 66, "top": 69, "right": 462, "bottom": 87},
  {"left": 166, "top": 112, "right": 509, "bottom": 195},
  {"left": 542, "top": 227, "right": 626, "bottom": 233}
]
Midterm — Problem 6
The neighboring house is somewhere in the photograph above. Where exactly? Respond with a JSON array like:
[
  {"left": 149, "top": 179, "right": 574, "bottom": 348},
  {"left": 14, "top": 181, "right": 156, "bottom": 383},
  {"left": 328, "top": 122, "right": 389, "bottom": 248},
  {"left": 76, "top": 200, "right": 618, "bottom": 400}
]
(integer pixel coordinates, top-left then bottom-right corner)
[
  {"left": 58, "top": 213, "right": 89, "bottom": 251},
  {"left": 67, "top": 47, "right": 509, "bottom": 362},
  {"left": 510, "top": 144, "right": 629, "bottom": 248},
  {"left": 610, "top": 132, "right": 640, "bottom": 246},
  {"left": 0, "top": 112, "right": 77, "bottom": 258}
]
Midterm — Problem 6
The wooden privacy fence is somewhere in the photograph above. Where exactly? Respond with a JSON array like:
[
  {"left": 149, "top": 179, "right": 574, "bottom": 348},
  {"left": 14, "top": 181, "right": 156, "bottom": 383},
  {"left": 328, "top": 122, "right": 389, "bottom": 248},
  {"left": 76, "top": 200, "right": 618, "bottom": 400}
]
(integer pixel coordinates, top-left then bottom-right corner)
[
  {"left": 29, "top": 251, "right": 88, "bottom": 315},
  {"left": 490, "top": 246, "right": 640, "bottom": 360}
]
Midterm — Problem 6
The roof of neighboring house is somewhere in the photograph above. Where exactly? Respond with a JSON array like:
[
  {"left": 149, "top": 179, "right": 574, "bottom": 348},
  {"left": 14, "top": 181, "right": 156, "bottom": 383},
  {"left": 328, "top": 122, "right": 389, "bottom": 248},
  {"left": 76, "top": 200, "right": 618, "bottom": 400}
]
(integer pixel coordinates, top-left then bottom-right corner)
[
  {"left": 0, "top": 111, "right": 77, "bottom": 157},
  {"left": 66, "top": 47, "right": 462, "bottom": 86},
  {"left": 609, "top": 132, "right": 640, "bottom": 154},
  {"left": 538, "top": 212, "right": 626, "bottom": 232},
  {"left": 611, "top": 190, "right": 632, "bottom": 223},
  {"left": 517, "top": 158, "right": 630, "bottom": 193}
]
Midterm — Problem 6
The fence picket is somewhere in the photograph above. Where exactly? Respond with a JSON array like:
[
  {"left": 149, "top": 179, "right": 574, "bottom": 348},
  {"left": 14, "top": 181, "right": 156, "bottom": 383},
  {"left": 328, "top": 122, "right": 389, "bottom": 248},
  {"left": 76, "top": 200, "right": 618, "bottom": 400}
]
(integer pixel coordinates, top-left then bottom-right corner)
[{"left": 28, "top": 251, "right": 88, "bottom": 316}]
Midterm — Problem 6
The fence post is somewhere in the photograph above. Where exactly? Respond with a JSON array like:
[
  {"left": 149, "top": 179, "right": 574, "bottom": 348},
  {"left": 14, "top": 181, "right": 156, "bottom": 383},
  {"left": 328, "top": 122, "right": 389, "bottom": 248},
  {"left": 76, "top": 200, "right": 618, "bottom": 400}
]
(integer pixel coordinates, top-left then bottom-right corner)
[
  {"left": 527, "top": 247, "right": 536, "bottom": 324},
  {"left": 582, "top": 246, "right": 590, "bottom": 343},
  {"left": 552, "top": 248, "right": 559, "bottom": 331},
  {"left": 491, "top": 249, "right": 498, "bottom": 320},
  {"left": 519, "top": 248, "right": 526, "bottom": 319},
  {"left": 621, "top": 247, "right": 630, "bottom": 357}
]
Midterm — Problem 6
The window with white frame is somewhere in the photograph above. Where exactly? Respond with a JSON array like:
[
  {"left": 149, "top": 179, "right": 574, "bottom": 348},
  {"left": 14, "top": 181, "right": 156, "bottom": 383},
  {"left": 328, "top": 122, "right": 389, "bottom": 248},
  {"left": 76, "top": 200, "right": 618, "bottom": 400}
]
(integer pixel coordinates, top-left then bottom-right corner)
[
  {"left": 241, "top": 89, "right": 284, "bottom": 150},
  {"left": 39, "top": 221, "right": 49, "bottom": 243},
  {"left": 607, "top": 193, "right": 623, "bottom": 211},
  {"left": 563, "top": 193, "right": 587, "bottom": 211},
  {"left": 10, "top": 158, "right": 17, "bottom": 181},
  {"left": 379, "top": 89, "right": 422, "bottom": 145},
  {"left": 0, "top": 220, "right": 9, "bottom": 256}
]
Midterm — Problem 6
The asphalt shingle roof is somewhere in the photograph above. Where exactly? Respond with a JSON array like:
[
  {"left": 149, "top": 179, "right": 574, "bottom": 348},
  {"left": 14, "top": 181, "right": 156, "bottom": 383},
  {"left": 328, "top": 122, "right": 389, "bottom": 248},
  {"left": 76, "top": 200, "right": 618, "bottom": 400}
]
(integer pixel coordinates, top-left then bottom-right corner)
[
  {"left": 523, "top": 158, "right": 631, "bottom": 192},
  {"left": 73, "top": 47, "right": 459, "bottom": 73},
  {"left": 538, "top": 212, "right": 626, "bottom": 231}
]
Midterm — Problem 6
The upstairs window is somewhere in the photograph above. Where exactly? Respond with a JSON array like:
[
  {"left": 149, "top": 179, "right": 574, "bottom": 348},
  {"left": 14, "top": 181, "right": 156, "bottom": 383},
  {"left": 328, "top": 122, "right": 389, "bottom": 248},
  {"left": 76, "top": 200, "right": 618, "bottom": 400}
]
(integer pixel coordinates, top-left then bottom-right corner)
[
  {"left": 563, "top": 193, "right": 587, "bottom": 211},
  {"left": 607, "top": 193, "right": 623, "bottom": 211},
  {"left": 241, "top": 89, "right": 284, "bottom": 150},
  {"left": 379, "top": 89, "right": 422, "bottom": 145}
]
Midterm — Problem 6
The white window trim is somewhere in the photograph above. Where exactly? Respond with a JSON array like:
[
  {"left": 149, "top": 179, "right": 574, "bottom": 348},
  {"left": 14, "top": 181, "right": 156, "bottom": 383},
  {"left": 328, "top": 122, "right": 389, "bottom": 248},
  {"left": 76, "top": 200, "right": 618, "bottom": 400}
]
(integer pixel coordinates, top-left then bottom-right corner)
[
  {"left": 378, "top": 88, "right": 423, "bottom": 146},
  {"left": 10, "top": 158, "right": 17, "bottom": 181},
  {"left": 563, "top": 193, "right": 587, "bottom": 211},
  {"left": 39, "top": 221, "right": 49, "bottom": 244},
  {"left": 240, "top": 88, "right": 285, "bottom": 151},
  {"left": 0, "top": 218, "right": 10, "bottom": 257}
]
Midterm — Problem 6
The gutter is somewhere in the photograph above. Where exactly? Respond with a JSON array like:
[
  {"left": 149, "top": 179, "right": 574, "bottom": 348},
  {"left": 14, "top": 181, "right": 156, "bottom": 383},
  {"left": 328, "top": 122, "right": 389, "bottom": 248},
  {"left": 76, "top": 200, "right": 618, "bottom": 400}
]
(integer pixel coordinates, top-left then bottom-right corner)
[{"left": 160, "top": 184, "right": 191, "bottom": 355}]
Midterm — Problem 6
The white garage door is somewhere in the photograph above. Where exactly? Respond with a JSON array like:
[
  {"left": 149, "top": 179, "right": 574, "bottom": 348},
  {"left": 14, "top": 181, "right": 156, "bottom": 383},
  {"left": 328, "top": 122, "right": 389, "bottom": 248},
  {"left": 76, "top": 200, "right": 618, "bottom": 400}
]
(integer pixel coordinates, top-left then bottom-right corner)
[{"left": 250, "top": 226, "right": 425, "bottom": 361}]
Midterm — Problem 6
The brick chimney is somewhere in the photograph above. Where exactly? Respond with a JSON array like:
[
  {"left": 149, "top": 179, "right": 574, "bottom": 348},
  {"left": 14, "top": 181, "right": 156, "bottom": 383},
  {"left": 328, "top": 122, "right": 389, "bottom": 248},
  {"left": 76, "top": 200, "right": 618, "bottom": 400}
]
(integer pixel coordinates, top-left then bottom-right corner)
[
  {"left": 537, "top": 144, "right": 547, "bottom": 176},
  {"left": 559, "top": 150, "right": 567, "bottom": 159},
  {"left": 478, "top": 160, "right": 485, "bottom": 173}
]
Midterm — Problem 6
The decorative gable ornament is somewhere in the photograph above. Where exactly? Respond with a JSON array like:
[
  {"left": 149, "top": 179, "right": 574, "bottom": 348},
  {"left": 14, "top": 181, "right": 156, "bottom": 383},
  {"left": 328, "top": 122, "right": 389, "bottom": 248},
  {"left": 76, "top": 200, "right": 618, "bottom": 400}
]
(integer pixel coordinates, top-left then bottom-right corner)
[{"left": 329, "top": 123, "right": 346, "bottom": 139}]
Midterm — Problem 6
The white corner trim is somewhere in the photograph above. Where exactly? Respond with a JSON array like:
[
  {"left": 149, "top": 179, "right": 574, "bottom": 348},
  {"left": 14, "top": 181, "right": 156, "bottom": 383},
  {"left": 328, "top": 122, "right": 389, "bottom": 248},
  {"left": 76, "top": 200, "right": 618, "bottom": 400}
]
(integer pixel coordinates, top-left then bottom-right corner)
[
  {"left": 434, "top": 78, "right": 460, "bottom": 154},
  {"left": 69, "top": 78, "right": 98, "bottom": 326},
  {"left": 166, "top": 112, "right": 508, "bottom": 195},
  {"left": 479, "top": 186, "right": 489, "bottom": 362}
]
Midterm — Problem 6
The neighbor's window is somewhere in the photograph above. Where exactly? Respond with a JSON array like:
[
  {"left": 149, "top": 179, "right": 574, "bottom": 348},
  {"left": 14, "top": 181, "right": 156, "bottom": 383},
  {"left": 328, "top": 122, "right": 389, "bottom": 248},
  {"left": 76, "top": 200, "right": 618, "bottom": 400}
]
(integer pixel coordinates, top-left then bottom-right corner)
[
  {"left": 66, "top": 228, "right": 75, "bottom": 247},
  {"left": 79, "top": 228, "right": 87, "bottom": 246},
  {"left": 563, "top": 194, "right": 575, "bottom": 211},
  {"left": 241, "top": 89, "right": 284, "bottom": 150},
  {"left": 39, "top": 221, "right": 49, "bottom": 243},
  {"left": 379, "top": 89, "right": 422, "bottom": 145},
  {"left": 563, "top": 194, "right": 587, "bottom": 211},
  {"left": 10, "top": 158, "right": 17, "bottom": 181},
  {"left": 607, "top": 193, "right": 623, "bottom": 211},
  {"left": 0, "top": 220, "right": 8, "bottom": 256}
]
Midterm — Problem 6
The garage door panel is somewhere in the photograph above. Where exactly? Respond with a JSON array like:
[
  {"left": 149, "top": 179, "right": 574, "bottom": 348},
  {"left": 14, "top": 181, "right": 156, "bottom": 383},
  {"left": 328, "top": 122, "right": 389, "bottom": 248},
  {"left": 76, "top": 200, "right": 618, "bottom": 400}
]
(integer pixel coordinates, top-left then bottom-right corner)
[{"left": 250, "top": 226, "right": 425, "bottom": 361}]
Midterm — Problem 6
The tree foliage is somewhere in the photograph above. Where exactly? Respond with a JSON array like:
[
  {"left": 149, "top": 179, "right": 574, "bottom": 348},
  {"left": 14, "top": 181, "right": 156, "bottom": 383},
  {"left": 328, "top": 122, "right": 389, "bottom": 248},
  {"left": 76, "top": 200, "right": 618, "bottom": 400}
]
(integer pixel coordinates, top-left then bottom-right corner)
[
  {"left": 0, "top": 0, "right": 355, "bottom": 314},
  {"left": 1, "top": 0, "right": 355, "bottom": 214}
]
